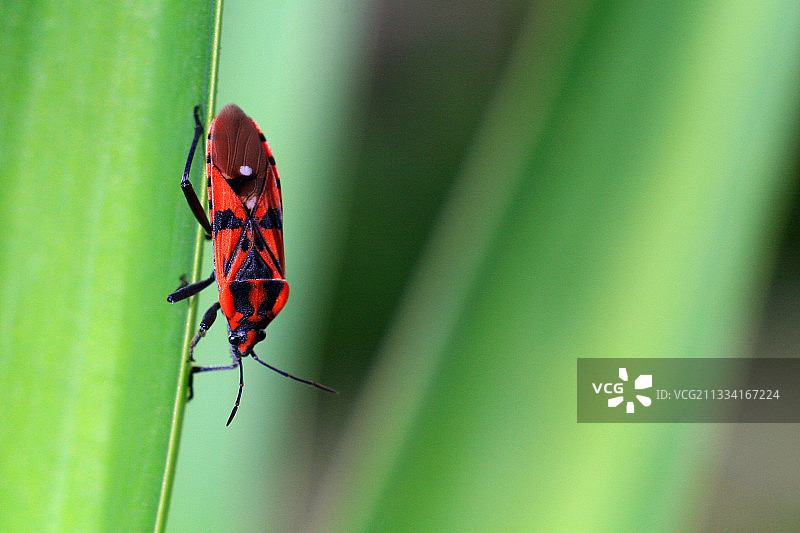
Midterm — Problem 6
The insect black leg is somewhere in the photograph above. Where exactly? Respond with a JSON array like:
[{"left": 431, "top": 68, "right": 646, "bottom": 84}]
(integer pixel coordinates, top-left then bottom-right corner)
[
  {"left": 183, "top": 300, "right": 222, "bottom": 401},
  {"left": 189, "top": 355, "right": 243, "bottom": 425},
  {"left": 187, "top": 355, "right": 241, "bottom": 413},
  {"left": 249, "top": 351, "right": 338, "bottom": 394},
  {"left": 181, "top": 106, "right": 213, "bottom": 238},
  {"left": 192, "top": 361, "right": 238, "bottom": 373},
  {"left": 167, "top": 271, "right": 215, "bottom": 303},
  {"left": 186, "top": 301, "right": 221, "bottom": 361}
]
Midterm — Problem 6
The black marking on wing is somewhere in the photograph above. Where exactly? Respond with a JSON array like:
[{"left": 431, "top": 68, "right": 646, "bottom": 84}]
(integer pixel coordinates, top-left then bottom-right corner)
[
  {"left": 236, "top": 247, "right": 273, "bottom": 280},
  {"left": 226, "top": 173, "right": 256, "bottom": 195},
  {"left": 213, "top": 209, "right": 245, "bottom": 233},
  {"left": 250, "top": 227, "right": 282, "bottom": 277},
  {"left": 257, "top": 280, "right": 285, "bottom": 318},
  {"left": 229, "top": 281, "right": 255, "bottom": 319},
  {"left": 258, "top": 208, "right": 282, "bottom": 230}
]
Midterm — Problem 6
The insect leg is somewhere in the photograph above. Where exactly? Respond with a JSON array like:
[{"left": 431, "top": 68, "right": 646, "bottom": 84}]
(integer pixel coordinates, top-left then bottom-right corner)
[
  {"left": 185, "top": 301, "right": 222, "bottom": 401},
  {"left": 167, "top": 271, "right": 215, "bottom": 303},
  {"left": 191, "top": 342, "right": 238, "bottom": 370},
  {"left": 189, "top": 354, "right": 244, "bottom": 425},
  {"left": 187, "top": 356, "right": 240, "bottom": 410},
  {"left": 181, "top": 106, "right": 213, "bottom": 237},
  {"left": 250, "top": 351, "right": 338, "bottom": 394},
  {"left": 185, "top": 301, "right": 222, "bottom": 361},
  {"left": 191, "top": 361, "right": 238, "bottom": 373}
]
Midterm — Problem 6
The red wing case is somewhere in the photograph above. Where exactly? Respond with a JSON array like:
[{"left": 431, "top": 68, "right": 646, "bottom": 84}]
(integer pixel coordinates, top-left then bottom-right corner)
[{"left": 206, "top": 104, "right": 288, "bottom": 350}]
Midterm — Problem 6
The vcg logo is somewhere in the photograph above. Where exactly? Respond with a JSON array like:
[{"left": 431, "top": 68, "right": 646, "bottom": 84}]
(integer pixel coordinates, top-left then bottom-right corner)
[{"left": 592, "top": 367, "right": 652, "bottom": 413}]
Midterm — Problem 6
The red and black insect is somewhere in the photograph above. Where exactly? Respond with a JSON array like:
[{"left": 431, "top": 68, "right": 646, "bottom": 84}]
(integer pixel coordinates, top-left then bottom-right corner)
[{"left": 169, "top": 104, "right": 336, "bottom": 425}]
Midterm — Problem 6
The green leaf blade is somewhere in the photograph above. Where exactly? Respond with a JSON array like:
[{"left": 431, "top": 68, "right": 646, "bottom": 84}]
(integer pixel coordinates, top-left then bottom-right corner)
[{"left": 0, "top": 1, "right": 218, "bottom": 530}]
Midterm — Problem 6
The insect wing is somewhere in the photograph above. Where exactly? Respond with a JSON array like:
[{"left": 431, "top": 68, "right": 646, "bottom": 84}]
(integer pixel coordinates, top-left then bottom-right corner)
[
  {"left": 207, "top": 150, "right": 249, "bottom": 283},
  {"left": 206, "top": 104, "right": 285, "bottom": 283},
  {"left": 250, "top": 126, "right": 285, "bottom": 278}
]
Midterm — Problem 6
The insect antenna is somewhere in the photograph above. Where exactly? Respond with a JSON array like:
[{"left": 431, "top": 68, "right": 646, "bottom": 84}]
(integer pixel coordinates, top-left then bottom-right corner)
[
  {"left": 250, "top": 351, "right": 338, "bottom": 394},
  {"left": 226, "top": 357, "right": 244, "bottom": 426}
]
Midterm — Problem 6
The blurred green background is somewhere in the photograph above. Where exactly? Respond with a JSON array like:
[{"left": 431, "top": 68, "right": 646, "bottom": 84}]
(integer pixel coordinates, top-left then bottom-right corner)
[
  {"left": 2, "top": 1, "right": 800, "bottom": 532},
  {"left": 170, "top": 1, "right": 800, "bottom": 532}
]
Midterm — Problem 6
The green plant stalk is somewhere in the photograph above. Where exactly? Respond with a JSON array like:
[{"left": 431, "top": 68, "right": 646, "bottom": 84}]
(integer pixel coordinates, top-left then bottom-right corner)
[{"left": 155, "top": 2, "right": 224, "bottom": 530}]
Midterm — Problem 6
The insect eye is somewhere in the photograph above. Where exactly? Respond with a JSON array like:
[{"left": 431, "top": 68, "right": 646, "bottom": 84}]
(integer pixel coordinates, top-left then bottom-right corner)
[
  {"left": 228, "top": 332, "right": 246, "bottom": 345},
  {"left": 256, "top": 331, "right": 266, "bottom": 343}
]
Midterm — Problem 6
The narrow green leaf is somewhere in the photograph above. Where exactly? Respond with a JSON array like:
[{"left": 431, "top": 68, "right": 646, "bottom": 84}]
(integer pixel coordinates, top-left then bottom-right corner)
[{"left": 0, "top": 1, "right": 218, "bottom": 530}]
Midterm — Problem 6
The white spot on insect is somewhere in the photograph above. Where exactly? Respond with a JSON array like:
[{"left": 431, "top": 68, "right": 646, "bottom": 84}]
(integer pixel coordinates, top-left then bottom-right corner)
[{"left": 239, "top": 165, "right": 253, "bottom": 176}]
